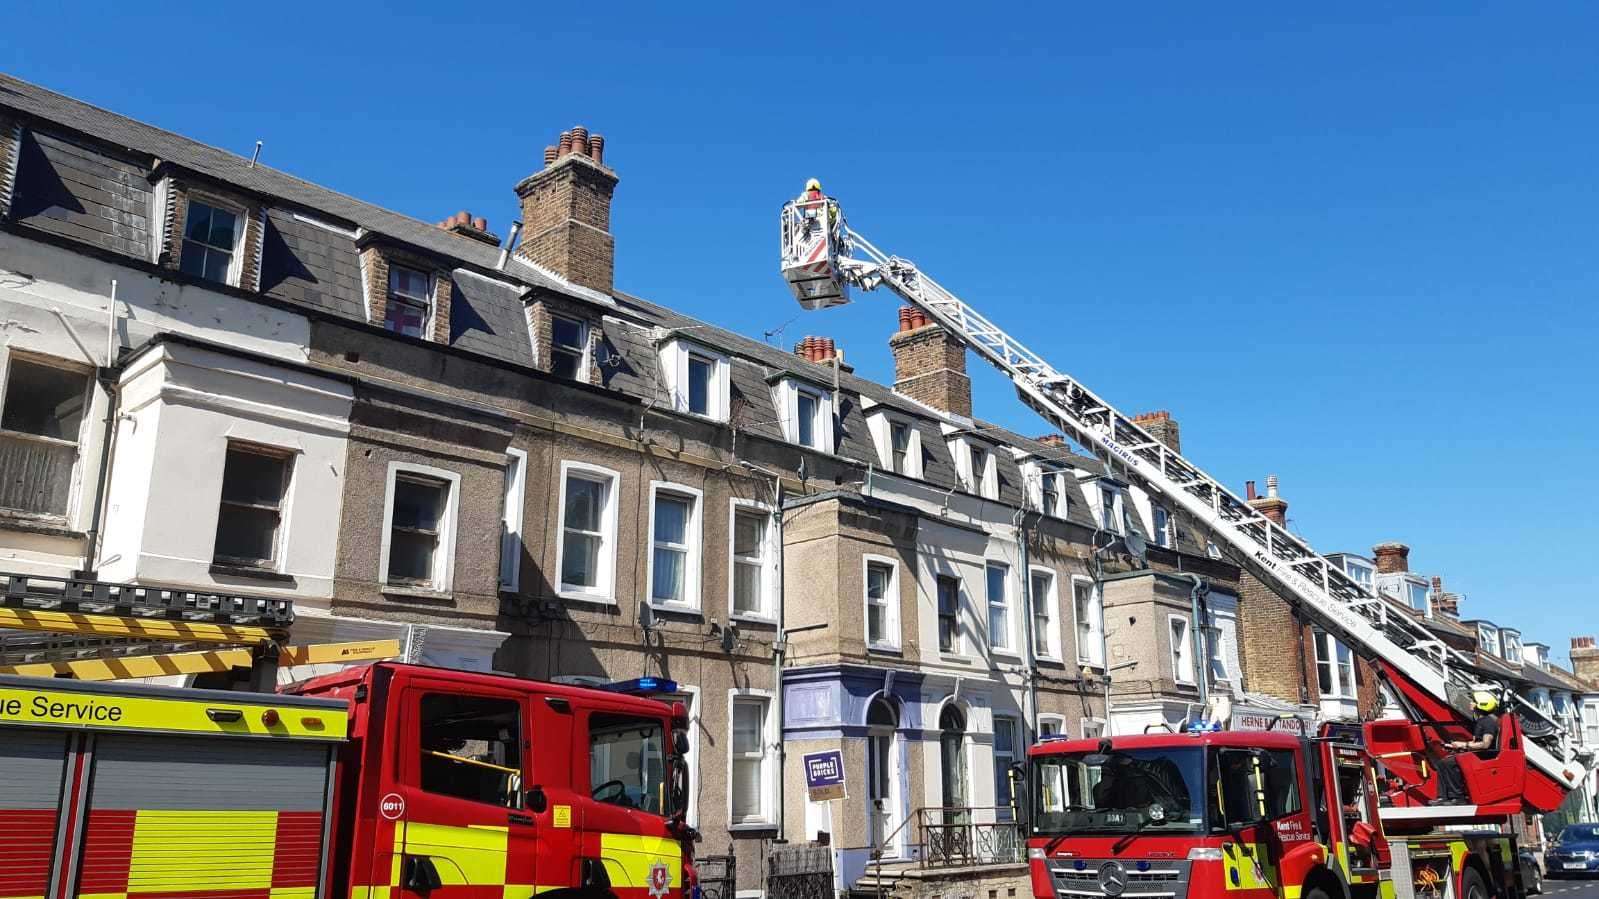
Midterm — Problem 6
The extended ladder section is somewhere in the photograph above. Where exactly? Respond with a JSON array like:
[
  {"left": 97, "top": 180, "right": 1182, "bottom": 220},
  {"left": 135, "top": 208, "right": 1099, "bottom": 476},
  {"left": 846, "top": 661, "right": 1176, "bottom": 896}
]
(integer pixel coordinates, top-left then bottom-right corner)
[{"left": 778, "top": 197, "right": 1586, "bottom": 811}]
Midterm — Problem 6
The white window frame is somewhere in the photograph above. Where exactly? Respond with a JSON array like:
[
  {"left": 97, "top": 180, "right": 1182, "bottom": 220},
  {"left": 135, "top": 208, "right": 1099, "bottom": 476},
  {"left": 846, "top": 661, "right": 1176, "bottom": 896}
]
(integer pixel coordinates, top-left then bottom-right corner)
[
  {"left": 1037, "top": 714, "right": 1067, "bottom": 740},
  {"left": 1152, "top": 504, "right": 1172, "bottom": 548},
  {"left": 1027, "top": 565, "right": 1060, "bottom": 662},
  {"left": 728, "top": 499, "right": 777, "bottom": 623},
  {"left": 1313, "top": 628, "right": 1358, "bottom": 701},
  {"left": 383, "top": 262, "right": 435, "bottom": 339},
  {"left": 180, "top": 192, "right": 248, "bottom": 287},
  {"left": 1343, "top": 559, "right": 1375, "bottom": 590},
  {"left": 1477, "top": 624, "right": 1501, "bottom": 657},
  {"left": 863, "top": 554, "right": 900, "bottom": 651},
  {"left": 953, "top": 438, "right": 998, "bottom": 499},
  {"left": 986, "top": 561, "right": 1015, "bottom": 655},
  {"left": 1205, "top": 624, "right": 1230, "bottom": 684},
  {"left": 727, "top": 688, "right": 777, "bottom": 829},
  {"left": 212, "top": 440, "right": 297, "bottom": 572},
  {"left": 1168, "top": 614, "right": 1195, "bottom": 686},
  {"left": 548, "top": 313, "right": 590, "bottom": 380},
  {"left": 934, "top": 571, "right": 965, "bottom": 657},
  {"left": 663, "top": 685, "right": 702, "bottom": 828},
  {"left": 1095, "top": 483, "right": 1124, "bottom": 534},
  {"left": 774, "top": 379, "right": 835, "bottom": 453},
  {"left": 378, "top": 461, "right": 462, "bottom": 593},
  {"left": 0, "top": 352, "right": 94, "bottom": 522},
  {"left": 1503, "top": 631, "right": 1523, "bottom": 665},
  {"left": 660, "top": 339, "right": 730, "bottom": 421},
  {"left": 555, "top": 460, "right": 621, "bottom": 604},
  {"left": 646, "top": 481, "right": 704, "bottom": 612},
  {"left": 1071, "top": 576, "right": 1104, "bottom": 668},
  {"left": 1080, "top": 717, "right": 1107, "bottom": 739},
  {"left": 499, "top": 448, "right": 527, "bottom": 592},
  {"left": 992, "top": 713, "right": 1020, "bottom": 819},
  {"left": 868, "top": 411, "right": 924, "bottom": 479},
  {"left": 1407, "top": 579, "right": 1432, "bottom": 616}
]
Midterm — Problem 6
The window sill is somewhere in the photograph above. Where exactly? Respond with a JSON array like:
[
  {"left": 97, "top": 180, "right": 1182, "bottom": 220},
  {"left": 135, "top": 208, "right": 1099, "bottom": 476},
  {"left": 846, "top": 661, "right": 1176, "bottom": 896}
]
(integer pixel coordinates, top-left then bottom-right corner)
[
  {"left": 648, "top": 602, "right": 703, "bottom": 617},
  {"left": 731, "top": 613, "right": 777, "bottom": 626},
  {"left": 991, "top": 649, "right": 1023, "bottom": 661},
  {"left": 867, "top": 644, "right": 903, "bottom": 656},
  {"left": 210, "top": 563, "right": 296, "bottom": 585},
  {"left": 939, "top": 653, "right": 975, "bottom": 665},
  {"left": 381, "top": 585, "right": 454, "bottom": 603},
  {"left": 1035, "top": 655, "right": 1064, "bottom": 665},
  {"left": 558, "top": 589, "right": 617, "bottom": 607},
  {"left": 0, "top": 513, "right": 83, "bottom": 539},
  {"left": 727, "top": 822, "right": 779, "bottom": 833}
]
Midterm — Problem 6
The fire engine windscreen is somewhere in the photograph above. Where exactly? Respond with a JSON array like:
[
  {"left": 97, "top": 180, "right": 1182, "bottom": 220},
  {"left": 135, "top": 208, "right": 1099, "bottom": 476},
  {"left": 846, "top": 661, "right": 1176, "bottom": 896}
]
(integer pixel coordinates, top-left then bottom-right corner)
[
  {"left": 1031, "top": 748, "right": 1205, "bottom": 835},
  {"left": 589, "top": 713, "right": 673, "bottom": 816}
]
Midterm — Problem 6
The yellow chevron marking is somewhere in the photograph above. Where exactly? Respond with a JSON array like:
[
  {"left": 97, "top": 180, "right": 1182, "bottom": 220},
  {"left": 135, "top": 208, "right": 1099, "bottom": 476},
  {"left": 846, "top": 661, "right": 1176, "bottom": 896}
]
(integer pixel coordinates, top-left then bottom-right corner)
[{"left": 0, "top": 640, "right": 400, "bottom": 680}]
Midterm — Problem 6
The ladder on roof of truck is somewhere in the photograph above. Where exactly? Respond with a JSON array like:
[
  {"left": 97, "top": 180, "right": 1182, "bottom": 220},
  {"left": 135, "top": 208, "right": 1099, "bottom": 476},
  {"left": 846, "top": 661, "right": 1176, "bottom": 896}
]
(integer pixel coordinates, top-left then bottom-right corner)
[
  {"left": 0, "top": 571, "right": 399, "bottom": 682},
  {"left": 777, "top": 193, "right": 1587, "bottom": 807}
]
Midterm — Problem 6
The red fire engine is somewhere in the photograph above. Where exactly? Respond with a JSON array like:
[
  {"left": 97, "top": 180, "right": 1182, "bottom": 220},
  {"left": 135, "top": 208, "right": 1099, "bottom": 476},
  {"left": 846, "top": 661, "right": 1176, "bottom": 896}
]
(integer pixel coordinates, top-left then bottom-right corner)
[{"left": 0, "top": 662, "right": 696, "bottom": 899}]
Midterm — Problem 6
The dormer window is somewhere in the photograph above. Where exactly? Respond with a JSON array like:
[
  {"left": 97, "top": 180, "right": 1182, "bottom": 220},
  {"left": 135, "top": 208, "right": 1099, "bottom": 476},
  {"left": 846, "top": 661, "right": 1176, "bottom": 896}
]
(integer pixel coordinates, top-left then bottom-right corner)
[
  {"left": 1343, "top": 558, "right": 1375, "bottom": 590},
  {"left": 774, "top": 379, "right": 834, "bottom": 453},
  {"left": 551, "top": 315, "right": 588, "bottom": 380},
  {"left": 1022, "top": 460, "right": 1068, "bottom": 518},
  {"left": 1041, "top": 472, "right": 1061, "bottom": 517},
  {"left": 1477, "top": 623, "right": 1501, "bottom": 657},
  {"left": 180, "top": 198, "right": 243, "bottom": 285},
  {"left": 1152, "top": 504, "right": 1172, "bottom": 548},
  {"left": 1092, "top": 482, "right": 1124, "bottom": 534},
  {"left": 385, "top": 265, "right": 432, "bottom": 338},
  {"left": 1502, "top": 631, "right": 1523, "bottom": 665},
  {"left": 659, "top": 339, "right": 729, "bottom": 421},
  {"left": 952, "top": 437, "right": 998, "bottom": 499},
  {"left": 867, "top": 410, "right": 922, "bottom": 477},
  {"left": 1407, "top": 580, "right": 1431, "bottom": 616}
]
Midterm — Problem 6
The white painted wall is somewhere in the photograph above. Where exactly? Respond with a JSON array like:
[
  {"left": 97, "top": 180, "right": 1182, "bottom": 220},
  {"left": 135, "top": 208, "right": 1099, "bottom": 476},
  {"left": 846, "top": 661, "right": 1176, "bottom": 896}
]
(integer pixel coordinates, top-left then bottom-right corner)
[{"left": 98, "top": 341, "right": 351, "bottom": 602}]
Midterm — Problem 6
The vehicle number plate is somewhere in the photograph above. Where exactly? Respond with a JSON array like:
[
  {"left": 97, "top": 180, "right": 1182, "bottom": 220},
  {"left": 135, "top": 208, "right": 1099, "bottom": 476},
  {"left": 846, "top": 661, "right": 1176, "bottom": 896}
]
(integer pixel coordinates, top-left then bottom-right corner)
[{"left": 1563, "top": 863, "right": 1587, "bottom": 870}]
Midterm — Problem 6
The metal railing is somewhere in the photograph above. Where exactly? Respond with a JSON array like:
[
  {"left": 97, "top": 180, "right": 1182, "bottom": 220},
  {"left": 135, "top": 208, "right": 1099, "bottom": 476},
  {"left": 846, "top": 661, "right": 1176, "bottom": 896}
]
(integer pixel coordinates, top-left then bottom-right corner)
[{"left": 918, "top": 807, "right": 1024, "bottom": 869}]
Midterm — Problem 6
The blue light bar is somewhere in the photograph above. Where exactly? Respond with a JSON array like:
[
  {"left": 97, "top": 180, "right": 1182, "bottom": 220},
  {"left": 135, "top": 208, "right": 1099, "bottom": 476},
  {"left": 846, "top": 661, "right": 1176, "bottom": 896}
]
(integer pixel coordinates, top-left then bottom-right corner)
[{"left": 601, "top": 677, "right": 679, "bottom": 695}]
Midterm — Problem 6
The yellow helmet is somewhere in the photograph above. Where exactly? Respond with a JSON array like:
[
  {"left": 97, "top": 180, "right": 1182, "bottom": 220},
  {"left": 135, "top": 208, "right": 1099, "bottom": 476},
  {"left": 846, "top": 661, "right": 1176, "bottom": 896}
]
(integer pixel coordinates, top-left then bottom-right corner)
[
  {"left": 1471, "top": 690, "right": 1499, "bottom": 713},
  {"left": 805, "top": 178, "right": 822, "bottom": 192}
]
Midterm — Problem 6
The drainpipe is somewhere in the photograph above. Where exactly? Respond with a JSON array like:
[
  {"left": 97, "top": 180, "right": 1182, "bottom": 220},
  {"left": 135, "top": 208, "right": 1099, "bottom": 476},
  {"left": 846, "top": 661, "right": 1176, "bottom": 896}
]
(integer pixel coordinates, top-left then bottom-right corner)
[
  {"left": 1017, "top": 515, "right": 1040, "bottom": 744},
  {"left": 77, "top": 281, "right": 123, "bottom": 578},
  {"left": 1184, "top": 574, "right": 1210, "bottom": 718},
  {"left": 772, "top": 495, "right": 787, "bottom": 841}
]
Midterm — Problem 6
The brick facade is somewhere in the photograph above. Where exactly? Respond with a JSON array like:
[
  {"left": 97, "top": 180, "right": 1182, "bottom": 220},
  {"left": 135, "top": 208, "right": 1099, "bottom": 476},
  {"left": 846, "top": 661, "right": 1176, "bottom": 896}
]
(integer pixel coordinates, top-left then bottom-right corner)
[
  {"left": 514, "top": 132, "right": 618, "bottom": 295},
  {"left": 527, "top": 294, "right": 603, "bottom": 386},
  {"left": 1572, "top": 637, "right": 1599, "bottom": 686},
  {"left": 889, "top": 321, "right": 971, "bottom": 417},
  {"left": 358, "top": 243, "right": 453, "bottom": 343},
  {"left": 158, "top": 177, "right": 267, "bottom": 292}
]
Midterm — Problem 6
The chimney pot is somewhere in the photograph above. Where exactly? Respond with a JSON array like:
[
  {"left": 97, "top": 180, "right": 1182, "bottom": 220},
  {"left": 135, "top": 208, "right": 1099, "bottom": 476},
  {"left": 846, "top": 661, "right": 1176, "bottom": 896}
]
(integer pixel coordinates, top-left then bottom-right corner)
[
  {"left": 544, "top": 146, "right": 558, "bottom": 166},
  {"left": 898, "top": 307, "right": 913, "bottom": 331},
  {"left": 1266, "top": 474, "right": 1279, "bottom": 498},
  {"left": 1431, "top": 576, "right": 1443, "bottom": 591},
  {"left": 472, "top": 216, "right": 488, "bottom": 231},
  {"left": 558, "top": 131, "right": 573, "bottom": 155},
  {"left": 1245, "top": 480, "right": 1257, "bottom": 500},
  {"left": 589, "top": 134, "right": 605, "bottom": 164},
  {"left": 570, "top": 126, "right": 589, "bottom": 149}
]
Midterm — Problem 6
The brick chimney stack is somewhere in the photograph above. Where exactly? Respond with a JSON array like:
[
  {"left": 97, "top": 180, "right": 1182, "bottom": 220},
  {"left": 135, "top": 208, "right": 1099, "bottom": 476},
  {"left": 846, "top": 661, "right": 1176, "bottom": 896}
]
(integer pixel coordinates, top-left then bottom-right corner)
[
  {"left": 1571, "top": 637, "right": 1599, "bottom": 686},
  {"left": 1428, "top": 575, "right": 1461, "bottom": 618},
  {"left": 1373, "top": 542, "right": 1410, "bottom": 574},
  {"left": 436, "top": 210, "right": 501, "bottom": 247},
  {"left": 889, "top": 306, "right": 971, "bottom": 417},
  {"left": 1246, "top": 474, "right": 1288, "bottom": 526},
  {"left": 1132, "top": 410, "right": 1181, "bottom": 453},
  {"left": 514, "top": 125, "right": 618, "bottom": 294}
]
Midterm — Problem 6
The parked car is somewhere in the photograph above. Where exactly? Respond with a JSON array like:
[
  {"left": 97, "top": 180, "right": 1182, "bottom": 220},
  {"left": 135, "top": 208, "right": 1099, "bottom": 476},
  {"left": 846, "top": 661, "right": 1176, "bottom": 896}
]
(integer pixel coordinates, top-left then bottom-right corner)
[
  {"left": 1546, "top": 823, "right": 1599, "bottom": 878},
  {"left": 1520, "top": 848, "right": 1544, "bottom": 894}
]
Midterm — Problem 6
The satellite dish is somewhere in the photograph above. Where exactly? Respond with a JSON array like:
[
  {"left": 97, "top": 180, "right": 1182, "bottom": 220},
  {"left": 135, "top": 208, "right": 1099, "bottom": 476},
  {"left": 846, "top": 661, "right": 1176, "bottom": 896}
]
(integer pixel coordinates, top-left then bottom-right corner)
[
  {"left": 639, "top": 602, "right": 657, "bottom": 631},
  {"left": 1123, "top": 530, "right": 1147, "bottom": 560}
]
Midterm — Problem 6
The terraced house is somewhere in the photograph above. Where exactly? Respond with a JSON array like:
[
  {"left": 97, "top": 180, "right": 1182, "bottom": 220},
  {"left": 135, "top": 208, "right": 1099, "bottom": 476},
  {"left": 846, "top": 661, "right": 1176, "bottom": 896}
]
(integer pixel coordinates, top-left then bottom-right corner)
[{"left": 0, "top": 73, "right": 1257, "bottom": 896}]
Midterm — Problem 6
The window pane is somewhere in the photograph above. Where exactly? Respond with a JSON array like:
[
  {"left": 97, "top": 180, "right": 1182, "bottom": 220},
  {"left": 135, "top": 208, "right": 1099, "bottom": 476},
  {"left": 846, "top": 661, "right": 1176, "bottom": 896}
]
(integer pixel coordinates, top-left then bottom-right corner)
[
  {"left": 564, "top": 477, "right": 603, "bottom": 531},
  {"left": 3, "top": 359, "right": 88, "bottom": 440},
  {"left": 202, "top": 247, "right": 232, "bottom": 283},
  {"left": 385, "top": 298, "right": 427, "bottom": 338},
  {"left": 734, "top": 510, "right": 764, "bottom": 557},
  {"left": 653, "top": 495, "right": 689, "bottom": 545},
  {"left": 552, "top": 316, "right": 584, "bottom": 350},
  {"left": 214, "top": 505, "right": 279, "bottom": 563},
  {"left": 687, "top": 355, "right": 712, "bottom": 414},
  {"left": 867, "top": 563, "right": 890, "bottom": 601},
  {"left": 388, "top": 531, "right": 437, "bottom": 582},
  {"left": 393, "top": 477, "right": 445, "bottom": 531},
  {"left": 651, "top": 547, "right": 685, "bottom": 602},
  {"left": 867, "top": 603, "right": 885, "bottom": 643},
  {"left": 733, "top": 701, "right": 763, "bottom": 754},
  {"left": 734, "top": 561, "right": 762, "bottom": 613},
  {"left": 731, "top": 758, "right": 762, "bottom": 820},
  {"left": 590, "top": 713, "right": 667, "bottom": 816},
  {"left": 389, "top": 266, "right": 429, "bottom": 301},
  {"left": 551, "top": 349, "right": 581, "bottom": 380},
  {"left": 179, "top": 242, "right": 210, "bottom": 278},
  {"left": 220, "top": 449, "right": 288, "bottom": 506},
  {"left": 185, "top": 203, "right": 213, "bottom": 242},
  {"left": 419, "top": 693, "right": 521, "bottom": 807},
  {"left": 207, "top": 206, "right": 238, "bottom": 250},
  {"left": 561, "top": 532, "right": 600, "bottom": 587},
  {"left": 796, "top": 393, "right": 816, "bottom": 446}
]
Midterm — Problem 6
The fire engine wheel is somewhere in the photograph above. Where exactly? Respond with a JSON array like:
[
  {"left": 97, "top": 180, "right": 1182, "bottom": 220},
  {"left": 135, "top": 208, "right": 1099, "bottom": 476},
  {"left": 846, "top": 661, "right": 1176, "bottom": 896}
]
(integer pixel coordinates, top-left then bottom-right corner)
[{"left": 1460, "top": 866, "right": 1488, "bottom": 899}]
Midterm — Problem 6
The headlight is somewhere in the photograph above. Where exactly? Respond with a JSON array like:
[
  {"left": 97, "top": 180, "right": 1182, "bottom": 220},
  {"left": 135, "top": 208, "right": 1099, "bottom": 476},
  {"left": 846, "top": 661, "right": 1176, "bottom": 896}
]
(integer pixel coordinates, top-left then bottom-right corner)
[
  {"left": 1187, "top": 848, "right": 1224, "bottom": 861},
  {"left": 1028, "top": 848, "right": 1047, "bottom": 861}
]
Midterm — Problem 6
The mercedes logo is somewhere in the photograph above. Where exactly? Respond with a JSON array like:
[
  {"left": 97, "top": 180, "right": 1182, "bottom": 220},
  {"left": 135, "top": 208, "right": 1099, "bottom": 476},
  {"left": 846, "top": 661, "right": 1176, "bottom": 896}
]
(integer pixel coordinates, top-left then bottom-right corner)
[{"left": 1098, "top": 862, "right": 1128, "bottom": 897}]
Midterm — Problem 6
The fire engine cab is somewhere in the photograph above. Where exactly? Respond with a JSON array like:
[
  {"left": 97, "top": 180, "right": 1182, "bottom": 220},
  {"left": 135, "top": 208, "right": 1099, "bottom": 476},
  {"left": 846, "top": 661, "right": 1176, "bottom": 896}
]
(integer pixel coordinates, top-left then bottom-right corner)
[{"left": 0, "top": 662, "right": 696, "bottom": 899}]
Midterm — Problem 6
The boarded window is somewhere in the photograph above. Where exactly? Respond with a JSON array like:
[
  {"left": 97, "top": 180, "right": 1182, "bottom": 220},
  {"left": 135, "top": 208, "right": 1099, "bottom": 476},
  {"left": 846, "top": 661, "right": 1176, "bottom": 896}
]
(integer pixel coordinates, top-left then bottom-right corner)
[
  {"left": 0, "top": 358, "right": 90, "bottom": 517},
  {"left": 213, "top": 445, "right": 292, "bottom": 567}
]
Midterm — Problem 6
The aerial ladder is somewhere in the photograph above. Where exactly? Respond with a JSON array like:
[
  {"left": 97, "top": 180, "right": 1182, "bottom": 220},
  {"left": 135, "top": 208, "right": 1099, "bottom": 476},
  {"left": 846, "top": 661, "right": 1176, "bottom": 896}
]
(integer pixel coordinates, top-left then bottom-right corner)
[{"left": 778, "top": 186, "right": 1587, "bottom": 819}]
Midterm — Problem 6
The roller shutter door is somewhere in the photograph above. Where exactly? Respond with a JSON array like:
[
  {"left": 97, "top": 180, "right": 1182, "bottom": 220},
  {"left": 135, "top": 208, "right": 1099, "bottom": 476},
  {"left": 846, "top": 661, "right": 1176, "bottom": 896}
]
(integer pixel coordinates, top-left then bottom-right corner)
[
  {"left": 79, "top": 734, "right": 332, "bottom": 899},
  {"left": 0, "top": 730, "right": 69, "bottom": 899}
]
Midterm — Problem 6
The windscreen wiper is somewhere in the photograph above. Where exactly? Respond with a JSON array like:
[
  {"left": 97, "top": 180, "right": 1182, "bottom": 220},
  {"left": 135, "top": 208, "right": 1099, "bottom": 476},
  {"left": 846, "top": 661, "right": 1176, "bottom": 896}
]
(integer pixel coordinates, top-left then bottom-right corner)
[{"left": 1111, "top": 811, "right": 1166, "bottom": 855}]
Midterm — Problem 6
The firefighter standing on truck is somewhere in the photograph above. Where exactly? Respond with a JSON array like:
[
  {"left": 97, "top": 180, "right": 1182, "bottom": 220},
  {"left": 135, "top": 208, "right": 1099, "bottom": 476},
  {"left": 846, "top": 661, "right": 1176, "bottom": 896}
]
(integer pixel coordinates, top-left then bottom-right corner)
[{"left": 1435, "top": 690, "right": 1501, "bottom": 804}]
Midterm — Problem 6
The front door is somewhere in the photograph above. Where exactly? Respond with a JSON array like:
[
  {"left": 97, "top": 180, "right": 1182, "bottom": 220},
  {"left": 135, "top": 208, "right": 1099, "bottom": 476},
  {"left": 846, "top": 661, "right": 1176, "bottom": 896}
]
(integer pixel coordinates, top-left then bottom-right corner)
[
  {"left": 868, "top": 729, "right": 893, "bottom": 851},
  {"left": 393, "top": 679, "right": 538, "bottom": 899}
]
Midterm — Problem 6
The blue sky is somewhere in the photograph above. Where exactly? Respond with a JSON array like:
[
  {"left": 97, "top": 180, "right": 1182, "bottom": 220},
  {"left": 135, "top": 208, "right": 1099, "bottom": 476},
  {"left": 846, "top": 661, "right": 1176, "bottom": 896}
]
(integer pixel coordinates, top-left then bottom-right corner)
[{"left": 9, "top": 4, "right": 1596, "bottom": 662}]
